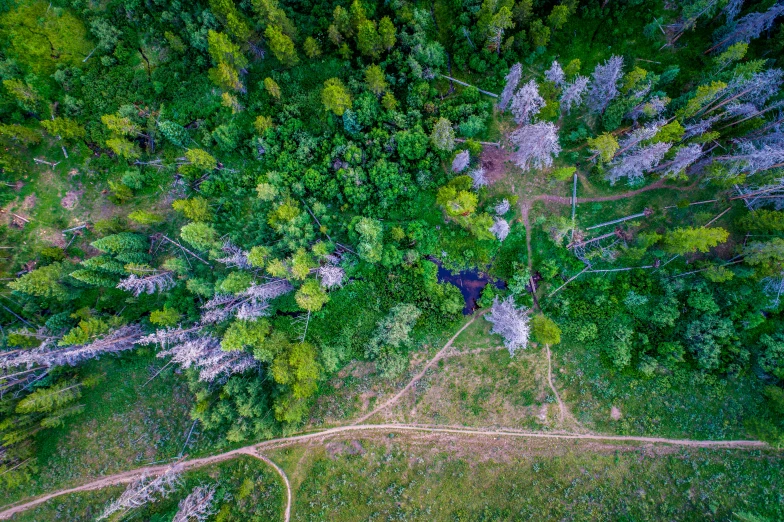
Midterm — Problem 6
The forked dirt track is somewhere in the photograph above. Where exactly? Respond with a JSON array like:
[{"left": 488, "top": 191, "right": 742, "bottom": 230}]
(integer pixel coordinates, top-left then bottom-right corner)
[
  {"left": 0, "top": 312, "right": 772, "bottom": 522},
  {"left": 0, "top": 423, "right": 768, "bottom": 520},
  {"left": 0, "top": 181, "right": 764, "bottom": 521}
]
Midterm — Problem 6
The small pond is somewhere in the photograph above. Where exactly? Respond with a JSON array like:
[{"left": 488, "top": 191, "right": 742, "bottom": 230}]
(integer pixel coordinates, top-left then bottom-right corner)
[{"left": 435, "top": 263, "right": 506, "bottom": 315}]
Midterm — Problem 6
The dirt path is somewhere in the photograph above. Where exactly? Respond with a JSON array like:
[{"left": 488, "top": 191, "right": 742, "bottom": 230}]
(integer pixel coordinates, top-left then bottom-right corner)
[
  {"left": 518, "top": 178, "right": 695, "bottom": 280},
  {"left": 544, "top": 344, "right": 566, "bottom": 424},
  {"left": 353, "top": 313, "right": 480, "bottom": 424},
  {"left": 247, "top": 449, "right": 292, "bottom": 522},
  {"left": 0, "top": 423, "right": 769, "bottom": 521},
  {"left": 0, "top": 447, "right": 291, "bottom": 522}
]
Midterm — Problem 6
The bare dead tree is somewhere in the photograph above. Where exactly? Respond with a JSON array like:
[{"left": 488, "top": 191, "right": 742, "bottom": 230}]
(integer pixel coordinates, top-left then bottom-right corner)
[
  {"left": 485, "top": 296, "right": 530, "bottom": 356},
  {"left": 509, "top": 122, "right": 561, "bottom": 170},
  {"left": 451, "top": 150, "right": 470, "bottom": 173},
  {"left": 172, "top": 484, "right": 217, "bottom": 522},
  {"left": 117, "top": 271, "right": 175, "bottom": 297},
  {"left": 498, "top": 63, "right": 522, "bottom": 111},
  {"left": 489, "top": 218, "right": 510, "bottom": 241},
  {"left": 468, "top": 167, "right": 488, "bottom": 188},
  {"left": 200, "top": 279, "right": 293, "bottom": 324},
  {"left": 140, "top": 328, "right": 258, "bottom": 383},
  {"left": 560, "top": 75, "right": 589, "bottom": 114},
  {"left": 98, "top": 464, "right": 183, "bottom": 520},
  {"left": 544, "top": 60, "right": 565, "bottom": 86},
  {"left": 1, "top": 325, "right": 144, "bottom": 370},
  {"left": 494, "top": 199, "right": 510, "bottom": 215},
  {"left": 215, "top": 241, "right": 251, "bottom": 269},
  {"left": 318, "top": 264, "right": 345, "bottom": 289},
  {"left": 510, "top": 80, "right": 545, "bottom": 125},
  {"left": 707, "top": 3, "right": 784, "bottom": 53},
  {"left": 587, "top": 55, "right": 624, "bottom": 114}
]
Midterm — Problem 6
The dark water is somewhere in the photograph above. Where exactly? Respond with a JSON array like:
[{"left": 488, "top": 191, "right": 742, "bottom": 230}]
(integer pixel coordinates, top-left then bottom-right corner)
[{"left": 436, "top": 265, "right": 507, "bottom": 315}]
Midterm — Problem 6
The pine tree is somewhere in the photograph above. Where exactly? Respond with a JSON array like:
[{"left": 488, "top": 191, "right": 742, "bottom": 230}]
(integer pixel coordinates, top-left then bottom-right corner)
[
  {"left": 378, "top": 16, "right": 397, "bottom": 50},
  {"left": 321, "top": 78, "right": 352, "bottom": 116},
  {"left": 431, "top": 117, "right": 456, "bottom": 151},
  {"left": 180, "top": 222, "right": 220, "bottom": 251},
  {"left": 303, "top": 37, "right": 322, "bottom": 58},
  {"left": 91, "top": 233, "right": 147, "bottom": 254},
  {"left": 295, "top": 279, "right": 329, "bottom": 311},
  {"left": 9, "top": 263, "right": 70, "bottom": 300},
  {"left": 364, "top": 64, "right": 388, "bottom": 95},
  {"left": 663, "top": 227, "right": 730, "bottom": 254},
  {"left": 263, "top": 77, "right": 281, "bottom": 99},
  {"left": 587, "top": 133, "right": 619, "bottom": 163},
  {"left": 265, "top": 25, "right": 298, "bottom": 66},
  {"left": 357, "top": 19, "right": 382, "bottom": 58}
]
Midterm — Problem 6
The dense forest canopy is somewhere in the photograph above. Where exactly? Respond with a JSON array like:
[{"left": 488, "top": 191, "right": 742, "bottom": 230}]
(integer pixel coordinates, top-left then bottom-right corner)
[{"left": 0, "top": 0, "right": 783, "bottom": 509}]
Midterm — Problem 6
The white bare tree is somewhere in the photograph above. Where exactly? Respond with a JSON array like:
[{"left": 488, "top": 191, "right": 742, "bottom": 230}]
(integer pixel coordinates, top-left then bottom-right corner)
[
  {"left": 172, "top": 484, "right": 217, "bottom": 522},
  {"left": 318, "top": 264, "right": 345, "bottom": 289},
  {"left": 140, "top": 329, "right": 258, "bottom": 383},
  {"left": 616, "top": 120, "right": 665, "bottom": 155},
  {"left": 1, "top": 325, "right": 144, "bottom": 370},
  {"left": 684, "top": 116, "right": 721, "bottom": 138},
  {"left": 544, "top": 60, "right": 565, "bottom": 86},
  {"left": 587, "top": 55, "right": 624, "bottom": 114},
  {"left": 711, "top": 3, "right": 784, "bottom": 52},
  {"left": 451, "top": 150, "right": 470, "bottom": 173},
  {"left": 718, "top": 140, "right": 784, "bottom": 178},
  {"left": 510, "top": 80, "right": 545, "bottom": 124},
  {"left": 494, "top": 198, "right": 510, "bottom": 215},
  {"left": 509, "top": 122, "right": 561, "bottom": 170},
  {"left": 560, "top": 75, "right": 589, "bottom": 114},
  {"left": 216, "top": 241, "right": 251, "bottom": 269},
  {"left": 658, "top": 144, "right": 704, "bottom": 177},
  {"left": 98, "top": 464, "right": 183, "bottom": 521},
  {"left": 606, "top": 142, "right": 672, "bottom": 185},
  {"left": 485, "top": 296, "right": 530, "bottom": 356},
  {"left": 117, "top": 271, "right": 175, "bottom": 297},
  {"left": 468, "top": 167, "right": 488, "bottom": 188},
  {"left": 627, "top": 96, "right": 669, "bottom": 121},
  {"left": 724, "top": 0, "right": 744, "bottom": 21},
  {"left": 199, "top": 279, "right": 293, "bottom": 324},
  {"left": 489, "top": 218, "right": 510, "bottom": 241},
  {"left": 498, "top": 63, "right": 522, "bottom": 111}
]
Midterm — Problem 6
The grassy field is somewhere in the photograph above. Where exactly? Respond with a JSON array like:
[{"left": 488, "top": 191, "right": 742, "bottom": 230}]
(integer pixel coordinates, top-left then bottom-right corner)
[
  {"left": 378, "top": 318, "right": 556, "bottom": 429},
  {"left": 270, "top": 432, "right": 784, "bottom": 522},
  {"left": 1, "top": 350, "right": 200, "bottom": 506},
  {"left": 8, "top": 455, "right": 283, "bottom": 522},
  {"left": 554, "top": 339, "right": 769, "bottom": 440}
]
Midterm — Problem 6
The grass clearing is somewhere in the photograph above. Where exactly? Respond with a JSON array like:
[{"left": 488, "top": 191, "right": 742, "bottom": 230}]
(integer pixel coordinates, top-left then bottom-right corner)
[
  {"left": 555, "top": 340, "right": 770, "bottom": 440},
  {"left": 7, "top": 455, "right": 283, "bottom": 522},
  {"left": 269, "top": 432, "right": 784, "bottom": 522},
  {"left": 380, "top": 318, "right": 555, "bottom": 428},
  {"left": 1, "top": 350, "right": 198, "bottom": 506}
]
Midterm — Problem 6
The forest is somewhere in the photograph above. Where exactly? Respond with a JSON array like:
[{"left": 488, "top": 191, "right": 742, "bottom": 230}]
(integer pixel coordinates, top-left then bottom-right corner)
[{"left": 0, "top": 0, "right": 783, "bottom": 520}]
